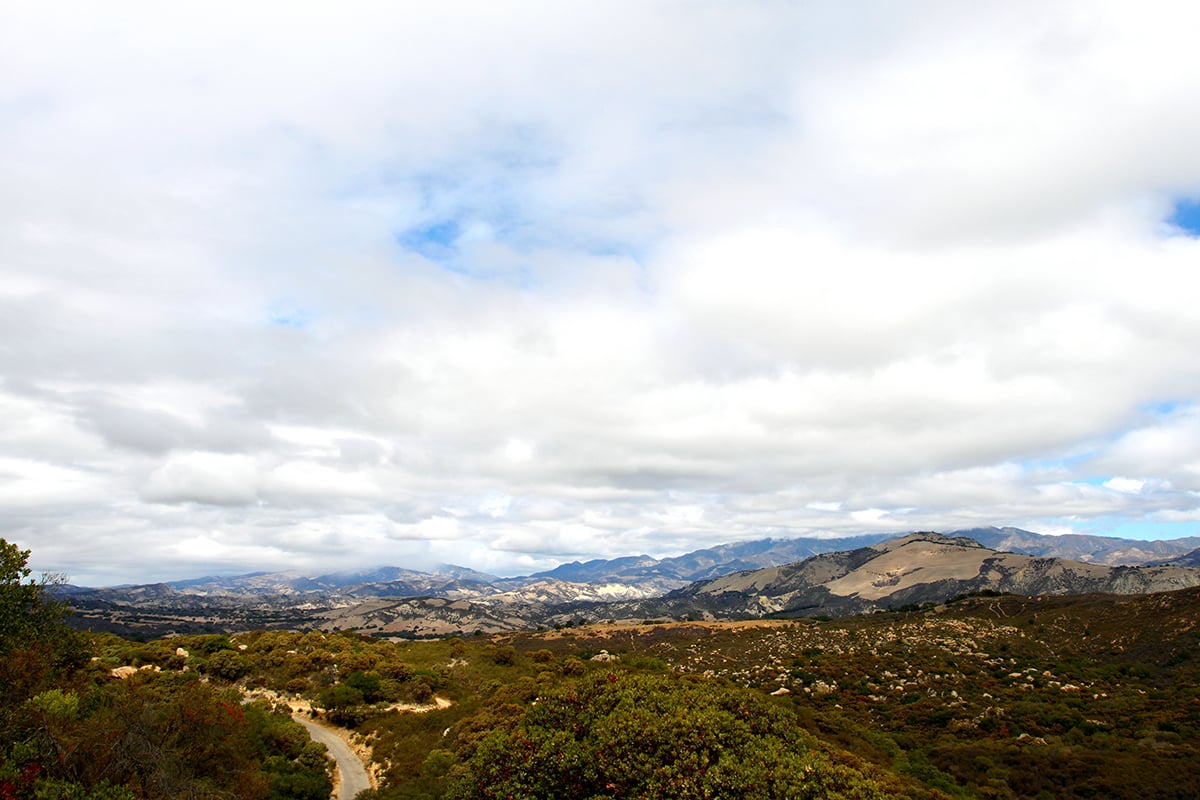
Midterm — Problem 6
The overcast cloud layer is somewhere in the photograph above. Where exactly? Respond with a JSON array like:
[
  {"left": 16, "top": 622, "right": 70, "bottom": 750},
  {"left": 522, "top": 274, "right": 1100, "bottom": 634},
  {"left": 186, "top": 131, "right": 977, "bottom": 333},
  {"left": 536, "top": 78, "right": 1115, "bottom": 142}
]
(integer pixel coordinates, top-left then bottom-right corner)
[{"left": 5, "top": 1, "right": 1200, "bottom": 585}]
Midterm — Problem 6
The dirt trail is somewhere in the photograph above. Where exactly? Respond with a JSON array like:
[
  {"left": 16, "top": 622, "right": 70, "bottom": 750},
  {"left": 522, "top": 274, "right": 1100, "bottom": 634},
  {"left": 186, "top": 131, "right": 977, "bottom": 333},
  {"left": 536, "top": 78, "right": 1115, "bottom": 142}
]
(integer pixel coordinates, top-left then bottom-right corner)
[
  {"left": 244, "top": 689, "right": 451, "bottom": 798},
  {"left": 293, "top": 715, "right": 373, "bottom": 800}
]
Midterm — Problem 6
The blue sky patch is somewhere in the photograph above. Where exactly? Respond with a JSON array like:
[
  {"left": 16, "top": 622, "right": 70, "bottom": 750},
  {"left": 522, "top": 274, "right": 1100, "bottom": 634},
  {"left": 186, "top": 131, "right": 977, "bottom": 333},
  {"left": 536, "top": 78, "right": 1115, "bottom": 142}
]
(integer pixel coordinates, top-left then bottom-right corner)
[
  {"left": 269, "top": 309, "right": 312, "bottom": 330},
  {"left": 1169, "top": 198, "right": 1200, "bottom": 236},
  {"left": 1087, "top": 517, "right": 1197, "bottom": 542},
  {"left": 1020, "top": 451, "right": 1095, "bottom": 475},
  {"left": 1143, "top": 399, "right": 1188, "bottom": 417},
  {"left": 397, "top": 220, "right": 461, "bottom": 259}
]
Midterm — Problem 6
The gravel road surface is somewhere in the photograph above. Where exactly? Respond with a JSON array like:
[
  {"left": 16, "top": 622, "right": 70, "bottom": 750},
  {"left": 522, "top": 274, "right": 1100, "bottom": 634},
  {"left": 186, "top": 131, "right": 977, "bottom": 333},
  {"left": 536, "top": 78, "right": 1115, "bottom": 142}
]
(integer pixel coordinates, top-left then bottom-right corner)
[{"left": 293, "top": 715, "right": 372, "bottom": 800}]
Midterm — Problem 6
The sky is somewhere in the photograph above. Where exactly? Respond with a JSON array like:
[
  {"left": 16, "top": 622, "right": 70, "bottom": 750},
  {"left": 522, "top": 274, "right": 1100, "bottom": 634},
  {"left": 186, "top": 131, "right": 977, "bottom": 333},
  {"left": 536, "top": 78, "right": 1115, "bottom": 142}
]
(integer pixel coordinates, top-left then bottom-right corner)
[{"left": 4, "top": 1, "right": 1200, "bottom": 586}]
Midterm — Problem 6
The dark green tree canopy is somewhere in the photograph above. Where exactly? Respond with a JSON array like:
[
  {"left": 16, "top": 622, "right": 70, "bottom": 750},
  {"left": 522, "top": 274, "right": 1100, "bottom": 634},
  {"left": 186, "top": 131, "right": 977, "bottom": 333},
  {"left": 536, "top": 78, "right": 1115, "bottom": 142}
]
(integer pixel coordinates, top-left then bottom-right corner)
[
  {"left": 446, "top": 670, "right": 886, "bottom": 800},
  {"left": 2, "top": 538, "right": 87, "bottom": 733},
  {"left": 0, "top": 537, "right": 72, "bottom": 654}
]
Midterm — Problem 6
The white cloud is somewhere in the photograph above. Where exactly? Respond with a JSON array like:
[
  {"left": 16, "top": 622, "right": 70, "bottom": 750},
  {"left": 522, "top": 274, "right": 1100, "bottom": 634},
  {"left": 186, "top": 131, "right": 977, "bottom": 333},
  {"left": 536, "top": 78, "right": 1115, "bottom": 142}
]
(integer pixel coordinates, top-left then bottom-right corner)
[
  {"left": 1104, "top": 477, "right": 1145, "bottom": 494},
  {"left": 851, "top": 509, "right": 891, "bottom": 525},
  {"left": 262, "top": 462, "right": 382, "bottom": 503},
  {"left": 5, "top": 1, "right": 1200, "bottom": 583},
  {"left": 141, "top": 452, "right": 259, "bottom": 506},
  {"left": 399, "top": 516, "right": 465, "bottom": 542},
  {"left": 0, "top": 457, "right": 107, "bottom": 509}
]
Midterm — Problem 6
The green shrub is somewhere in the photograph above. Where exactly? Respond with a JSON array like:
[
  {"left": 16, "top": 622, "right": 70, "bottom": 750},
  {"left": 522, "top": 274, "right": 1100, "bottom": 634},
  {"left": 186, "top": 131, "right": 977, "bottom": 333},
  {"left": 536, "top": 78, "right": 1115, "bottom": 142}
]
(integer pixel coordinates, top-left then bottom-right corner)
[{"left": 445, "top": 671, "right": 885, "bottom": 800}]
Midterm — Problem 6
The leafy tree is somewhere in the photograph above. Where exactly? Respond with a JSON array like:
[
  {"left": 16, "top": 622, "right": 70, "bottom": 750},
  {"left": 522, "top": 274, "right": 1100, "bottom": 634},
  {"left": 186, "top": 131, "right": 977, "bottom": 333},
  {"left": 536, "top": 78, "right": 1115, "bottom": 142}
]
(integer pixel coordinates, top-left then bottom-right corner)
[
  {"left": 202, "top": 649, "right": 253, "bottom": 682},
  {"left": 1, "top": 539, "right": 88, "bottom": 746},
  {"left": 320, "top": 684, "right": 365, "bottom": 711},
  {"left": 408, "top": 677, "right": 434, "bottom": 705},
  {"left": 445, "top": 671, "right": 886, "bottom": 800},
  {"left": 345, "top": 671, "right": 384, "bottom": 703},
  {"left": 485, "top": 646, "right": 516, "bottom": 666},
  {"left": 0, "top": 538, "right": 73, "bottom": 654}
]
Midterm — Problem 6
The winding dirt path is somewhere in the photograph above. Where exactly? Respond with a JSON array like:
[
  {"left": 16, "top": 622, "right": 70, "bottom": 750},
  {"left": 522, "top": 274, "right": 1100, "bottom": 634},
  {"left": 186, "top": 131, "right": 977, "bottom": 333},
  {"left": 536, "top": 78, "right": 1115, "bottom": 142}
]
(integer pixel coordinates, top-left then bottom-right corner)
[{"left": 293, "top": 715, "right": 372, "bottom": 800}]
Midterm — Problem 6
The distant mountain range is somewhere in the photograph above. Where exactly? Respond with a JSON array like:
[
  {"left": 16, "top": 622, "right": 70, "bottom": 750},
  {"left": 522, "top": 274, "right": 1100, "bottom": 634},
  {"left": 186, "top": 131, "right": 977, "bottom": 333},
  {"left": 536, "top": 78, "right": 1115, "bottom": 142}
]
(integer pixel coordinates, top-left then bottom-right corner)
[
  {"left": 68, "top": 526, "right": 1200, "bottom": 596},
  {"left": 61, "top": 532, "right": 902, "bottom": 603},
  {"left": 612, "top": 532, "right": 1200, "bottom": 622},
  {"left": 160, "top": 564, "right": 503, "bottom": 599},
  {"left": 63, "top": 527, "right": 1200, "bottom": 638},
  {"left": 954, "top": 527, "right": 1200, "bottom": 566}
]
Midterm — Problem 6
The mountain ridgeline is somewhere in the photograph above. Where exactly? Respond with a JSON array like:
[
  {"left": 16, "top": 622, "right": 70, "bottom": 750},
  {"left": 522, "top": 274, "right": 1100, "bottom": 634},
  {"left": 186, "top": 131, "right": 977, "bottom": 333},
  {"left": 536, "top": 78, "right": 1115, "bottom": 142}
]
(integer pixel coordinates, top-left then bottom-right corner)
[
  {"left": 64, "top": 527, "right": 1200, "bottom": 638},
  {"left": 625, "top": 532, "right": 1200, "bottom": 621}
]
